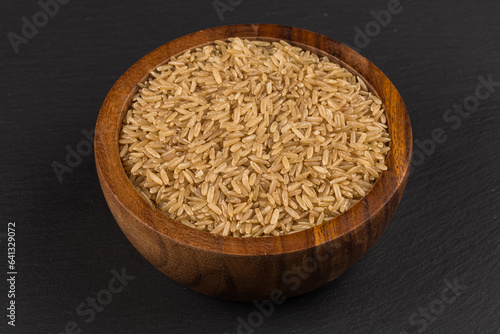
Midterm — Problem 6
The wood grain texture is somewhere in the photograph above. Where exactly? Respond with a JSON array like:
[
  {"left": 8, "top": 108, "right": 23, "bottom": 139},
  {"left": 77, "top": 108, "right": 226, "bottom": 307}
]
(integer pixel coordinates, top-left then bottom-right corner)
[{"left": 95, "top": 24, "right": 412, "bottom": 301}]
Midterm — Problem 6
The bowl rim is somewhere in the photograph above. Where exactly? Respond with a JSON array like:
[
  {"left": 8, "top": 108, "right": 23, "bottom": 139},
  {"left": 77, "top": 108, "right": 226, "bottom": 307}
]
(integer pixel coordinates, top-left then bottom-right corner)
[{"left": 95, "top": 23, "right": 412, "bottom": 256}]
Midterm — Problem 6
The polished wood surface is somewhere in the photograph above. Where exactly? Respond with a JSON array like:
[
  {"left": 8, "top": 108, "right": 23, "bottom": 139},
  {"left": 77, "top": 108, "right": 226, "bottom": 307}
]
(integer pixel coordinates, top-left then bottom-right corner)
[{"left": 95, "top": 24, "right": 412, "bottom": 301}]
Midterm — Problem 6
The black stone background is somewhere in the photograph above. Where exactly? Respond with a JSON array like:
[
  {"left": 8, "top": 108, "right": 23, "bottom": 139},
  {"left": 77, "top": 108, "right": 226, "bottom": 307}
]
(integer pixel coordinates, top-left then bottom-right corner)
[{"left": 1, "top": 0, "right": 499, "bottom": 333}]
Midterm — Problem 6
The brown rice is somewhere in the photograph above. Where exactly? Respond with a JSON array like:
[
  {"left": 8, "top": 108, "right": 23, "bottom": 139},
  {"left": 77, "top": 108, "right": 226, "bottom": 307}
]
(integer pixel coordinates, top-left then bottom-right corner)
[{"left": 119, "top": 38, "right": 390, "bottom": 237}]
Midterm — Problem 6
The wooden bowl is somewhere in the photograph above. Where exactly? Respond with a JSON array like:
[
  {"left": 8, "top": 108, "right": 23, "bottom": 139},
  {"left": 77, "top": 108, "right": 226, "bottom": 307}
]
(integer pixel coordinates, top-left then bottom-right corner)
[{"left": 95, "top": 24, "right": 412, "bottom": 301}]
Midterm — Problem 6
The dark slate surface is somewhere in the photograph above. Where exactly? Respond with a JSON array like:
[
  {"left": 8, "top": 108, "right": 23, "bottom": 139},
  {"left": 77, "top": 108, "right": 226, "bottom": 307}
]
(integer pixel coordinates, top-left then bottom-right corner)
[{"left": 1, "top": 0, "right": 499, "bottom": 333}]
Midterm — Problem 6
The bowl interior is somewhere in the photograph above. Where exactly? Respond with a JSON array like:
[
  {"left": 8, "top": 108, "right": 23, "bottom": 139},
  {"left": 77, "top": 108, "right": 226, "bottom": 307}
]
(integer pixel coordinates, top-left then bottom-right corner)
[{"left": 95, "top": 24, "right": 412, "bottom": 256}]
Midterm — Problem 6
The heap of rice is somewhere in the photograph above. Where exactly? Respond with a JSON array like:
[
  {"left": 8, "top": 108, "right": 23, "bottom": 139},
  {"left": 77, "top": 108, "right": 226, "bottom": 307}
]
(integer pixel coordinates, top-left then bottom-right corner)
[{"left": 119, "top": 38, "right": 390, "bottom": 237}]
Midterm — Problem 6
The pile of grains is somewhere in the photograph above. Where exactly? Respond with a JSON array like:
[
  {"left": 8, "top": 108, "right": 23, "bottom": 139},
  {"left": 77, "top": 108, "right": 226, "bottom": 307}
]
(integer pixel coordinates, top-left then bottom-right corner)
[{"left": 119, "top": 38, "right": 390, "bottom": 237}]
